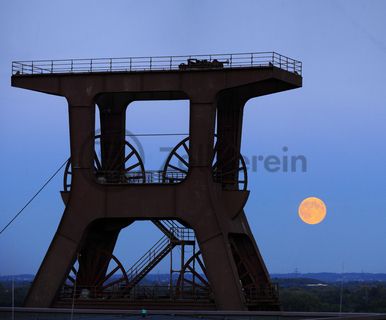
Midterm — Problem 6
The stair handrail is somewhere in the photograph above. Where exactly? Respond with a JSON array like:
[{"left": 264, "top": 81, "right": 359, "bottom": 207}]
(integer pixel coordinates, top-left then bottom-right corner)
[
  {"left": 126, "top": 235, "right": 169, "bottom": 279},
  {"left": 125, "top": 241, "right": 175, "bottom": 287}
]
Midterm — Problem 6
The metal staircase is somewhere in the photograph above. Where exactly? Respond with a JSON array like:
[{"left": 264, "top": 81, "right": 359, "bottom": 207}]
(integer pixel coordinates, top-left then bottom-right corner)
[
  {"left": 55, "top": 220, "right": 210, "bottom": 307},
  {"left": 122, "top": 220, "right": 195, "bottom": 291},
  {"left": 151, "top": 220, "right": 179, "bottom": 240}
]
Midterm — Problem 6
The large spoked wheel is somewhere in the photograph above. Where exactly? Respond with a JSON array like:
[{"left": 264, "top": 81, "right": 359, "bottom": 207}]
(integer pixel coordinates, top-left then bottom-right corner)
[
  {"left": 162, "top": 136, "right": 248, "bottom": 190},
  {"left": 162, "top": 137, "right": 190, "bottom": 184},
  {"left": 63, "top": 159, "right": 72, "bottom": 192},
  {"left": 63, "top": 251, "right": 129, "bottom": 299},
  {"left": 63, "top": 135, "right": 146, "bottom": 191},
  {"left": 175, "top": 251, "right": 212, "bottom": 299}
]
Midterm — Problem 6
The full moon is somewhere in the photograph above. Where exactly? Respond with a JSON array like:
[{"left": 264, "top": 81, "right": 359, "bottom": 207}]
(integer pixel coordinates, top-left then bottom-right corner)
[{"left": 298, "top": 197, "right": 327, "bottom": 225}]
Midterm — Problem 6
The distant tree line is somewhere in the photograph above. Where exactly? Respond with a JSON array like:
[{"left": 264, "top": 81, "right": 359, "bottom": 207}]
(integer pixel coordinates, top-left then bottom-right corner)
[
  {"left": 277, "top": 279, "right": 386, "bottom": 312},
  {"left": 0, "top": 281, "right": 28, "bottom": 307},
  {"left": 1, "top": 279, "right": 386, "bottom": 312}
]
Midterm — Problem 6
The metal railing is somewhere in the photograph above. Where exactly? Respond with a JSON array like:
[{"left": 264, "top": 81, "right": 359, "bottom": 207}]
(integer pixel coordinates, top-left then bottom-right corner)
[
  {"left": 125, "top": 224, "right": 194, "bottom": 284},
  {"left": 59, "top": 284, "right": 212, "bottom": 301},
  {"left": 12, "top": 52, "right": 302, "bottom": 76},
  {"left": 94, "top": 169, "right": 247, "bottom": 187},
  {"left": 128, "top": 284, "right": 212, "bottom": 301},
  {"left": 163, "top": 221, "right": 195, "bottom": 242},
  {"left": 59, "top": 284, "right": 274, "bottom": 302},
  {"left": 95, "top": 170, "right": 186, "bottom": 184},
  {"left": 126, "top": 235, "right": 171, "bottom": 282},
  {"left": 244, "top": 283, "right": 279, "bottom": 304}
]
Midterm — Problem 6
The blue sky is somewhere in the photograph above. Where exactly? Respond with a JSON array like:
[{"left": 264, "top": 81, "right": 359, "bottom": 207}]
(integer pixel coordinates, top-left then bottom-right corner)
[{"left": 0, "top": 0, "right": 386, "bottom": 275}]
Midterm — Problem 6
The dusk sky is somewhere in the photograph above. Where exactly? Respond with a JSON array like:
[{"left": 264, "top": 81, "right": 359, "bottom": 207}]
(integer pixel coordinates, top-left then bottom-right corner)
[{"left": 1, "top": 0, "right": 386, "bottom": 275}]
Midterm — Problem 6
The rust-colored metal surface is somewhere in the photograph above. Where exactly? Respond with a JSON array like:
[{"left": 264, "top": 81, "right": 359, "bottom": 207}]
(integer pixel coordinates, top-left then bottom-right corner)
[{"left": 11, "top": 52, "right": 302, "bottom": 311}]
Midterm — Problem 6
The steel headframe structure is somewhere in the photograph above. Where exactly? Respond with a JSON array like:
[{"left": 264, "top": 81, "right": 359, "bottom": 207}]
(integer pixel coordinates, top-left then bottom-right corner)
[{"left": 11, "top": 52, "right": 302, "bottom": 311}]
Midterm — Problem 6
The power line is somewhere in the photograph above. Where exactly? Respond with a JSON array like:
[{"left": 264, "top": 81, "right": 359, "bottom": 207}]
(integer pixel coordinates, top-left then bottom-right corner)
[{"left": 0, "top": 159, "right": 68, "bottom": 236}]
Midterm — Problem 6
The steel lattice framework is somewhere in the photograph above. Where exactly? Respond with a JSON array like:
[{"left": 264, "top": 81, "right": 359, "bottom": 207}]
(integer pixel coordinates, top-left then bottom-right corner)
[{"left": 11, "top": 51, "right": 302, "bottom": 311}]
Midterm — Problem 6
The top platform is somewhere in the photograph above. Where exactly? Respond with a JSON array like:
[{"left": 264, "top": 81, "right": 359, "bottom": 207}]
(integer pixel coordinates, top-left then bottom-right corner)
[{"left": 12, "top": 52, "right": 302, "bottom": 76}]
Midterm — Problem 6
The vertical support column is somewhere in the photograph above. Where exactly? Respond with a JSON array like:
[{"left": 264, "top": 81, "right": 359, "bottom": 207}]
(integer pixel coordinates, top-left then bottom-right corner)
[
  {"left": 189, "top": 100, "right": 216, "bottom": 168},
  {"left": 68, "top": 103, "right": 96, "bottom": 173},
  {"left": 217, "top": 94, "right": 245, "bottom": 155},
  {"left": 187, "top": 96, "right": 247, "bottom": 309},
  {"left": 76, "top": 94, "right": 131, "bottom": 287},
  {"left": 216, "top": 92, "right": 278, "bottom": 309},
  {"left": 97, "top": 94, "right": 129, "bottom": 171},
  {"left": 194, "top": 232, "right": 246, "bottom": 310},
  {"left": 25, "top": 100, "right": 98, "bottom": 308},
  {"left": 216, "top": 93, "right": 245, "bottom": 190},
  {"left": 76, "top": 219, "right": 132, "bottom": 287}
]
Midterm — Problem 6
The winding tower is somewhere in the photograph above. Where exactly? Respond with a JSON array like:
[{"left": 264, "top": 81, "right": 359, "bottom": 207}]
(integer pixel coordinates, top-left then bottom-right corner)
[{"left": 11, "top": 52, "right": 302, "bottom": 310}]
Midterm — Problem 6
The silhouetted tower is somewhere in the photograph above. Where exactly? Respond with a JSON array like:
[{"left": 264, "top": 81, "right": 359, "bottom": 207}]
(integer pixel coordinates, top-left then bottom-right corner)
[{"left": 11, "top": 52, "right": 302, "bottom": 310}]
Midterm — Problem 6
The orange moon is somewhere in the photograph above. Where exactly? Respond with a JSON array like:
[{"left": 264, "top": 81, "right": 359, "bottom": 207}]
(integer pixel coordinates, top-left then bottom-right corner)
[{"left": 298, "top": 197, "right": 327, "bottom": 225}]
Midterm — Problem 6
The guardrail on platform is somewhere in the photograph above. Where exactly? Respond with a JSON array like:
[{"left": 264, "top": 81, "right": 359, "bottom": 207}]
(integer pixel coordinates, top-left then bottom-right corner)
[
  {"left": 59, "top": 284, "right": 212, "bottom": 301},
  {"left": 94, "top": 170, "right": 186, "bottom": 184},
  {"left": 12, "top": 52, "right": 302, "bottom": 76}
]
